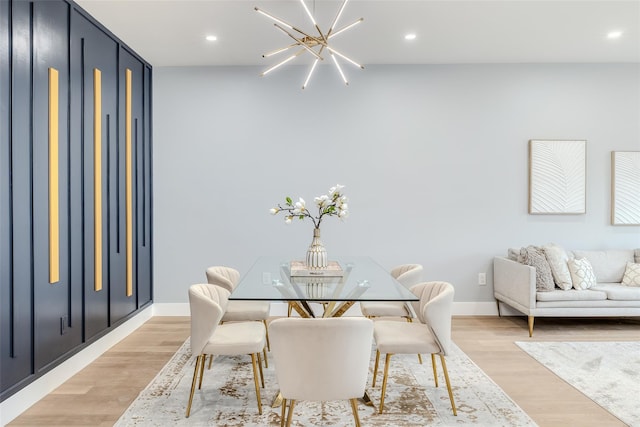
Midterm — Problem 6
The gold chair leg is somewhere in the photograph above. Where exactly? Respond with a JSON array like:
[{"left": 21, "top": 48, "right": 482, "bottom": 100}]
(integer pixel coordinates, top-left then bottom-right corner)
[
  {"left": 431, "top": 353, "right": 439, "bottom": 387},
  {"left": 208, "top": 354, "right": 213, "bottom": 370},
  {"left": 197, "top": 354, "right": 206, "bottom": 389},
  {"left": 528, "top": 315, "right": 534, "bottom": 337},
  {"left": 186, "top": 354, "right": 202, "bottom": 418},
  {"left": 263, "top": 320, "right": 271, "bottom": 351},
  {"left": 251, "top": 353, "right": 263, "bottom": 415},
  {"left": 287, "top": 302, "right": 292, "bottom": 317},
  {"left": 350, "top": 398, "right": 361, "bottom": 427},
  {"left": 372, "top": 349, "right": 381, "bottom": 387},
  {"left": 257, "top": 351, "right": 265, "bottom": 388},
  {"left": 439, "top": 354, "right": 457, "bottom": 416},
  {"left": 379, "top": 353, "right": 392, "bottom": 414},
  {"left": 263, "top": 346, "right": 269, "bottom": 368},
  {"left": 286, "top": 399, "right": 296, "bottom": 427},
  {"left": 280, "top": 398, "right": 287, "bottom": 427}
]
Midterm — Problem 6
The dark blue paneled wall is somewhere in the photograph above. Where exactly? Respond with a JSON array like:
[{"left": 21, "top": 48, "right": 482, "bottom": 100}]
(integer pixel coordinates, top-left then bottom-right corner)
[{"left": 0, "top": 0, "right": 153, "bottom": 401}]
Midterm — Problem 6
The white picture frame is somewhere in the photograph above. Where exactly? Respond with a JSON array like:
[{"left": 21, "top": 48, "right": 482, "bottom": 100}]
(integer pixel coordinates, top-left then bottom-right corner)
[
  {"left": 529, "top": 140, "right": 586, "bottom": 214},
  {"left": 611, "top": 151, "right": 640, "bottom": 225}
]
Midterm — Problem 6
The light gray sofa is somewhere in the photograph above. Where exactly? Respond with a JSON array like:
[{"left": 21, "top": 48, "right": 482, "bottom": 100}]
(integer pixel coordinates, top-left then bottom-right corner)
[{"left": 493, "top": 248, "right": 640, "bottom": 336}]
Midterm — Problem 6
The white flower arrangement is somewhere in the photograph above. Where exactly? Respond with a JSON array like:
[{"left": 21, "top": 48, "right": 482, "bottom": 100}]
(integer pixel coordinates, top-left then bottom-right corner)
[{"left": 270, "top": 184, "right": 349, "bottom": 229}]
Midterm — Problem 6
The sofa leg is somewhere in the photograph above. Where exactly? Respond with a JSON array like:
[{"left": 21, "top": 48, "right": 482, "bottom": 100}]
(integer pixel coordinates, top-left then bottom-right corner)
[
  {"left": 528, "top": 316, "right": 534, "bottom": 337},
  {"left": 496, "top": 300, "right": 501, "bottom": 317}
]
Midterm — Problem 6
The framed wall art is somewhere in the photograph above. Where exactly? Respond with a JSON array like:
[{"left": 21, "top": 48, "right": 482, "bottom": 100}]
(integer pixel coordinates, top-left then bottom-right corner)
[
  {"left": 611, "top": 151, "right": 640, "bottom": 225},
  {"left": 529, "top": 139, "right": 586, "bottom": 214}
]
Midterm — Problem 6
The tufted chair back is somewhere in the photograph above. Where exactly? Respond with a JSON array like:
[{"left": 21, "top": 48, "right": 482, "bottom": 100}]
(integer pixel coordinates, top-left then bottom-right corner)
[
  {"left": 409, "top": 281, "right": 455, "bottom": 355},
  {"left": 205, "top": 266, "right": 240, "bottom": 292},
  {"left": 188, "top": 283, "right": 230, "bottom": 356},
  {"left": 391, "top": 264, "right": 423, "bottom": 288}
]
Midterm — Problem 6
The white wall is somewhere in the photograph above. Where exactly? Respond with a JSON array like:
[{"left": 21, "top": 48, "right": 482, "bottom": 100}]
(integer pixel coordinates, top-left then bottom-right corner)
[{"left": 152, "top": 63, "right": 640, "bottom": 304}]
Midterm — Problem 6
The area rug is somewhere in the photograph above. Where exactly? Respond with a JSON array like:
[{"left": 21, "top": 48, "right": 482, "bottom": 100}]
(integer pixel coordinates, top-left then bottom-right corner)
[
  {"left": 516, "top": 341, "right": 640, "bottom": 427},
  {"left": 115, "top": 338, "right": 536, "bottom": 426}
]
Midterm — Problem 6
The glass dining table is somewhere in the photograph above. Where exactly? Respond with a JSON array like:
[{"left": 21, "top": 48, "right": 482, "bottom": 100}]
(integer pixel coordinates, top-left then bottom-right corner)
[
  {"left": 229, "top": 256, "right": 419, "bottom": 318},
  {"left": 229, "top": 256, "right": 419, "bottom": 407}
]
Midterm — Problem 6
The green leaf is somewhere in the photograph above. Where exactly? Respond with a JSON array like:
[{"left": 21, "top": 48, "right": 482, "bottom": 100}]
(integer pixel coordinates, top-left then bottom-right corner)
[
  {"left": 299, "top": 215, "right": 305, "bottom": 220},
  {"left": 286, "top": 197, "right": 292, "bottom": 205}
]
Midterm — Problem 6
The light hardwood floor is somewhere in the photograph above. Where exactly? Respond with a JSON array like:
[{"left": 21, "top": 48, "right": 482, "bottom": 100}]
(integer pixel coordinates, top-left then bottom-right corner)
[{"left": 7, "top": 315, "right": 639, "bottom": 426}]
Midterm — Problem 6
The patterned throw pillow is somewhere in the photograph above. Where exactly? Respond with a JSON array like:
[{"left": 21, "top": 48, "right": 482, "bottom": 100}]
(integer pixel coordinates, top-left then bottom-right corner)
[
  {"left": 543, "top": 243, "right": 573, "bottom": 290},
  {"left": 621, "top": 262, "right": 640, "bottom": 286},
  {"left": 567, "top": 258, "right": 596, "bottom": 290},
  {"left": 520, "top": 246, "right": 555, "bottom": 292}
]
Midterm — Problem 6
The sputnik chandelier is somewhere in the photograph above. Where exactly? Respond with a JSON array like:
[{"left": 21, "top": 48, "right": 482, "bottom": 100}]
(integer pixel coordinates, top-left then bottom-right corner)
[{"left": 255, "top": 0, "right": 364, "bottom": 89}]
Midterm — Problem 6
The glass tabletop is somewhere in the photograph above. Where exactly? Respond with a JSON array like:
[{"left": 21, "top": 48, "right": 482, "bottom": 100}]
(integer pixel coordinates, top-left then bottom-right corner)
[{"left": 229, "top": 256, "right": 419, "bottom": 303}]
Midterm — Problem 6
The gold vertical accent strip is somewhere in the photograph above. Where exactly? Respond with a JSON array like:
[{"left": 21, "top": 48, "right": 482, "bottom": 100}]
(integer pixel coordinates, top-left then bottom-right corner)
[
  {"left": 94, "top": 69, "right": 103, "bottom": 291},
  {"left": 49, "top": 68, "right": 60, "bottom": 284},
  {"left": 125, "top": 69, "right": 133, "bottom": 297}
]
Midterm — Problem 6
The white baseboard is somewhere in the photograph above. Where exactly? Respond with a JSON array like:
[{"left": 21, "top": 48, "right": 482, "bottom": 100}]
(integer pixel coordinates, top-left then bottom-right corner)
[
  {"left": 0, "top": 306, "right": 153, "bottom": 426},
  {"left": 1, "top": 300, "right": 499, "bottom": 424}
]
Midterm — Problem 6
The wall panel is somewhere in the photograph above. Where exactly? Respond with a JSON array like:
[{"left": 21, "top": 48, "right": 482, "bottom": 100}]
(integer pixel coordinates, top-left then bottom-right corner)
[
  {"left": 1, "top": 0, "right": 35, "bottom": 394},
  {"left": 1, "top": 0, "right": 152, "bottom": 401}
]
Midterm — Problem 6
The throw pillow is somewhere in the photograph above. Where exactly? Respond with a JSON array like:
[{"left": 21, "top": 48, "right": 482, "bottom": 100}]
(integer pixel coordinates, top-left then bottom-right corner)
[
  {"left": 621, "top": 262, "right": 640, "bottom": 286},
  {"left": 543, "top": 243, "right": 573, "bottom": 290},
  {"left": 567, "top": 258, "right": 596, "bottom": 290},
  {"left": 520, "top": 246, "right": 555, "bottom": 292}
]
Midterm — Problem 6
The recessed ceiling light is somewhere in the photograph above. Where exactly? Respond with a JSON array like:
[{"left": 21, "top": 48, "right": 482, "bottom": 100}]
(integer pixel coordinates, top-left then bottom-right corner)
[
  {"left": 404, "top": 33, "right": 416, "bottom": 41},
  {"left": 607, "top": 31, "right": 622, "bottom": 39},
  {"left": 205, "top": 35, "right": 217, "bottom": 42}
]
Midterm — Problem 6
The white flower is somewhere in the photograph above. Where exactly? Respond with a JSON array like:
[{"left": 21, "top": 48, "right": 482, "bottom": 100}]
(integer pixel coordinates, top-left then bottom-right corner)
[
  {"left": 314, "top": 195, "right": 330, "bottom": 207},
  {"left": 271, "top": 185, "right": 349, "bottom": 229}
]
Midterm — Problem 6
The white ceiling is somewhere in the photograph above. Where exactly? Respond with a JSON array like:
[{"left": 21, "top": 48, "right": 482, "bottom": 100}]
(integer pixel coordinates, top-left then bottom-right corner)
[{"left": 75, "top": 0, "right": 640, "bottom": 67}]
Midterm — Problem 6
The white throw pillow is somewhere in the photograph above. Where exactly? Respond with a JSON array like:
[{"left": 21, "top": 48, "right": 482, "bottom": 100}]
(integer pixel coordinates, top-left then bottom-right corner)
[
  {"left": 621, "top": 262, "right": 640, "bottom": 286},
  {"left": 567, "top": 258, "right": 596, "bottom": 290},
  {"left": 543, "top": 243, "right": 573, "bottom": 290}
]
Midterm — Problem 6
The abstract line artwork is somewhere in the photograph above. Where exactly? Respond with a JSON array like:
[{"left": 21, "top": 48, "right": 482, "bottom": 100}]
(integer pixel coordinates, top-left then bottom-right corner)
[
  {"left": 612, "top": 151, "right": 640, "bottom": 225},
  {"left": 529, "top": 140, "right": 586, "bottom": 214}
]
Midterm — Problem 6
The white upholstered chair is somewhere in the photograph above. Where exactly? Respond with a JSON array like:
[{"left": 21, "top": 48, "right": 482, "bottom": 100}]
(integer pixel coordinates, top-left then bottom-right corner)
[
  {"left": 186, "top": 283, "right": 266, "bottom": 417},
  {"left": 206, "top": 266, "right": 271, "bottom": 364},
  {"left": 360, "top": 263, "right": 424, "bottom": 364},
  {"left": 372, "top": 281, "right": 457, "bottom": 415},
  {"left": 359, "top": 263, "right": 423, "bottom": 319},
  {"left": 269, "top": 317, "right": 374, "bottom": 427}
]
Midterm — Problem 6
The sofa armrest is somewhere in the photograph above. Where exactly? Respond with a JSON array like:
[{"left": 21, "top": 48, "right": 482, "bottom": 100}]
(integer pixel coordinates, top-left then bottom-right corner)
[{"left": 493, "top": 256, "right": 536, "bottom": 312}]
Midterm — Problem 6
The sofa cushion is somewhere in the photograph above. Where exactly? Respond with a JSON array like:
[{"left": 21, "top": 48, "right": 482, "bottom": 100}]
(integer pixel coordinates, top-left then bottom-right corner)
[
  {"left": 520, "top": 246, "right": 555, "bottom": 292},
  {"left": 636, "top": 249, "right": 640, "bottom": 263},
  {"left": 543, "top": 243, "right": 573, "bottom": 290},
  {"left": 571, "top": 250, "right": 634, "bottom": 283},
  {"left": 567, "top": 258, "right": 596, "bottom": 290},
  {"left": 591, "top": 283, "right": 640, "bottom": 301},
  {"left": 536, "top": 288, "right": 607, "bottom": 302},
  {"left": 621, "top": 262, "right": 640, "bottom": 286}
]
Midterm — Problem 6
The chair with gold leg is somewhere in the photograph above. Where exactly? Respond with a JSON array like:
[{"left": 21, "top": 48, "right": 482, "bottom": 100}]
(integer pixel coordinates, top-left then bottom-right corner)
[
  {"left": 270, "top": 317, "right": 374, "bottom": 427},
  {"left": 206, "top": 266, "right": 271, "bottom": 365},
  {"left": 372, "top": 281, "right": 457, "bottom": 416},
  {"left": 359, "top": 264, "right": 424, "bottom": 364},
  {"left": 186, "top": 283, "right": 266, "bottom": 418}
]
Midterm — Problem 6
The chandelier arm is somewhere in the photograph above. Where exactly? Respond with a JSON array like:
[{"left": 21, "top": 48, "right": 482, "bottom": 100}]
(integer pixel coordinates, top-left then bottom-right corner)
[
  {"left": 330, "top": 53, "right": 349, "bottom": 86},
  {"left": 327, "top": 46, "right": 364, "bottom": 69},
  {"left": 302, "top": 58, "right": 319, "bottom": 90},
  {"left": 263, "top": 42, "right": 300, "bottom": 58},
  {"left": 328, "top": 0, "right": 349, "bottom": 36},
  {"left": 255, "top": 7, "right": 296, "bottom": 30},
  {"left": 327, "top": 18, "right": 363, "bottom": 39},
  {"left": 260, "top": 48, "right": 306, "bottom": 76},
  {"left": 274, "top": 24, "right": 324, "bottom": 60}
]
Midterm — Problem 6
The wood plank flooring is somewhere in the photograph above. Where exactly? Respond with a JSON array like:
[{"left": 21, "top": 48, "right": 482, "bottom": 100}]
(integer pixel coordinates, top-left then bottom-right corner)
[{"left": 7, "top": 315, "right": 640, "bottom": 426}]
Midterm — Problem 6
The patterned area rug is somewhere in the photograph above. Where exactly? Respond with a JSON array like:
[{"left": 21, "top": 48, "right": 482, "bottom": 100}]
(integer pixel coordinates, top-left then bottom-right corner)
[
  {"left": 115, "top": 338, "right": 536, "bottom": 426},
  {"left": 516, "top": 341, "right": 640, "bottom": 427}
]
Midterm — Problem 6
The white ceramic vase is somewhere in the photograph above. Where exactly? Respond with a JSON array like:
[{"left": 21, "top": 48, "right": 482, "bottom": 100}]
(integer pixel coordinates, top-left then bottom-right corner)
[{"left": 306, "top": 227, "right": 327, "bottom": 269}]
